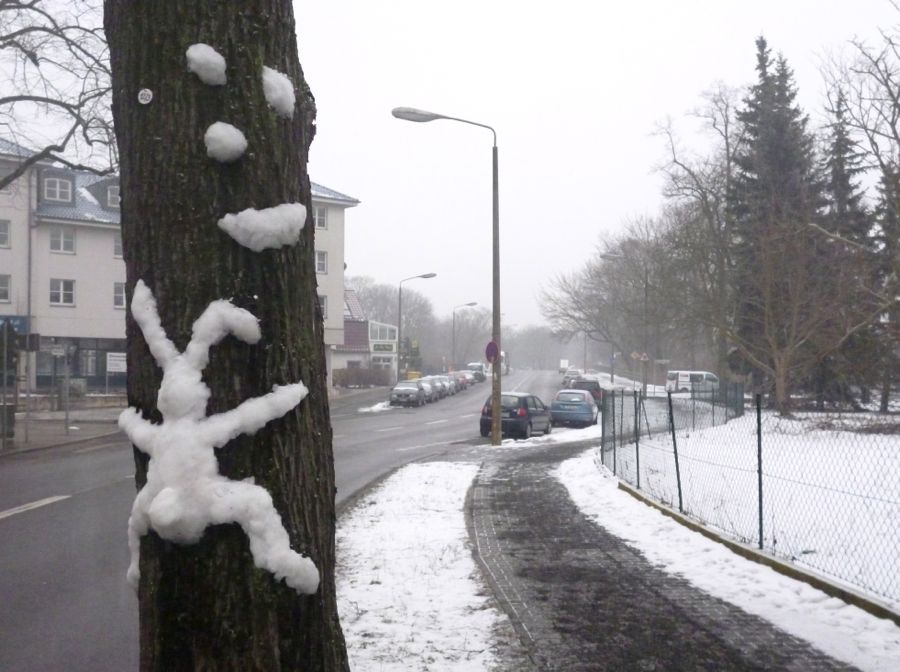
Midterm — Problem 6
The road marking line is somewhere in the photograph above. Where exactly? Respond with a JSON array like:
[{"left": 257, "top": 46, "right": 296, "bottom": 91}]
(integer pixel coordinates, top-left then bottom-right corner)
[
  {"left": 0, "top": 495, "right": 71, "bottom": 521},
  {"left": 73, "top": 441, "right": 123, "bottom": 455},
  {"left": 375, "top": 426, "right": 401, "bottom": 432},
  {"left": 425, "top": 419, "right": 448, "bottom": 425},
  {"left": 459, "top": 413, "right": 477, "bottom": 419}
]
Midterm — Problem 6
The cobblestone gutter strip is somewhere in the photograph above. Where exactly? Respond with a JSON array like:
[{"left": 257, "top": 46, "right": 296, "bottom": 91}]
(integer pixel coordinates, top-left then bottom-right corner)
[
  {"left": 617, "top": 481, "right": 900, "bottom": 628},
  {"left": 468, "top": 445, "right": 857, "bottom": 671}
]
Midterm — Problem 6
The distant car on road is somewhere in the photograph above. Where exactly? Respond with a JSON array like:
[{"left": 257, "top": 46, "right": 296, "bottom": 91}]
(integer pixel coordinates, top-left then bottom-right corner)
[
  {"left": 419, "top": 379, "right": 439, "bottom": 403},
  {"left": 390, "top": 380, "right": 426, "bottom": 407},
  {"left": 550, "top": 389, "right": 598, "bottom": 427},
  {"left": 467, "top": 362, "right": 487, "bottom": 382},
  {"left": 562, "top": 368, "right": 583, "bottom": 387},
  {"left": 569, "top": 377, "right": 603, "bottom": 406},
  {"left": 480, "top": 392, "right": 552, "bottom": 439}
]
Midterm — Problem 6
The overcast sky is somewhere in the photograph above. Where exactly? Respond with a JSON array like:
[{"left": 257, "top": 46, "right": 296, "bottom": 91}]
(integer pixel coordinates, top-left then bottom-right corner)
[{"left": 295, "top": 0, "right": 898, "bottom": 328}]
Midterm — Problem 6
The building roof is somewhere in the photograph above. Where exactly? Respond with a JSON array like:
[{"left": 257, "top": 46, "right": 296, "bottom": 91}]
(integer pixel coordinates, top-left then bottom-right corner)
[
  {"left": 35, "top": 170, "right": 120, "bottom": 226},
  {"left": 0, "top": 137, "right": 34, "bottom": 159},
  {"left": 311, "top": 181, "right": 360, "bottom": 206},
  {"left": 343, "top": 289, "right": 366, "bottom": 321}
]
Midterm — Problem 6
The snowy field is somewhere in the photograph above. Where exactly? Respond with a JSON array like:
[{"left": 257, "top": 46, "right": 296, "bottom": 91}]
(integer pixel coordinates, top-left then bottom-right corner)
[
  {"left": 334, "top": 425, "right": 900, "bottom": 671},
  {"left": 611, "top": 412, "right": 900, "bottom": 607}
]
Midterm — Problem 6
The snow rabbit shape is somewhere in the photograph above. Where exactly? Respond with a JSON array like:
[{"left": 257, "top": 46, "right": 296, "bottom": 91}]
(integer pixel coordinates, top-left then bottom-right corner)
[{"left": 119, "top": 280, "right": 318, "bottom": 594}]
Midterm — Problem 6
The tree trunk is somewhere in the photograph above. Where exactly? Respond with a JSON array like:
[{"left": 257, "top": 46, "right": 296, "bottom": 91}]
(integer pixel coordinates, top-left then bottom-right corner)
[
  {"left": 105, "top": 1, "right": 349, "bottom": 669},
  {"left": 773, "top": 356, "right": 792, "bottom": 416}
]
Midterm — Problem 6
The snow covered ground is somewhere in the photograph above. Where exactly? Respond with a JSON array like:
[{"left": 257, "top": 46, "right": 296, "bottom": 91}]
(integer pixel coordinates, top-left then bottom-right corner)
[{"left": 335, "top": 426, "right": 900, "bottom": 672}]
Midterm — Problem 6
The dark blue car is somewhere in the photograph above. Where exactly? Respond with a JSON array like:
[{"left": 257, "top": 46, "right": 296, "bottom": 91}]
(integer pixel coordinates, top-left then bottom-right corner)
[{"left": 479, "top": 392, "right": 551, "bottom": 439}]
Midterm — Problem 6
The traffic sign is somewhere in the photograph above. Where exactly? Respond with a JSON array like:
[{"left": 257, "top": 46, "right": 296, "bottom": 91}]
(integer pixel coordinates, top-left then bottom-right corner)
[{"left": 485, "top": 340, "right": 499, "bottom": 363}]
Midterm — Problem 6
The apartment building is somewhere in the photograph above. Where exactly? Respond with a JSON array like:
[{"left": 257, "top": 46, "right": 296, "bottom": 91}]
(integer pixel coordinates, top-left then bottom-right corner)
[{"left": 0, "top": 138, "right": 358, "bottom": 390}]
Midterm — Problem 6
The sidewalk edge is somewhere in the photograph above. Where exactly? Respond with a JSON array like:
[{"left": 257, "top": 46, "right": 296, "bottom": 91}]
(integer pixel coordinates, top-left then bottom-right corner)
[{"left": 0, "top": 429, "right": 123, "bottom": 457}]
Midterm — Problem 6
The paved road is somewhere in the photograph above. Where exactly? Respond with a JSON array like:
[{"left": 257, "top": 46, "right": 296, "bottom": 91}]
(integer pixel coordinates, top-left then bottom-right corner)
[{"left": 0, "top": 370, "right": 555, "bottom": 671}]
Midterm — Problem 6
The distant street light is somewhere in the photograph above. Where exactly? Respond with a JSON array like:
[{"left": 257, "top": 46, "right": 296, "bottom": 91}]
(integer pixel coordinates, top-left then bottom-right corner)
[
  {"left": 601, "top": 252, "right": 649, "bottom": 396},
  {"left": 397, "top": 272, "right": 436, "bottom": 383},
  {"left": 393, "top": 106, "right": 502, "bottom": 445},
  {"left": 451, "top": 302, "right": 477, "bottom": 371}
]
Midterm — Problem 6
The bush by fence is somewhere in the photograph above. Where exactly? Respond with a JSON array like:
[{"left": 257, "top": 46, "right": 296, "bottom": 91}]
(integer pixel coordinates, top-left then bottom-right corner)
[{"left": 600, "top": 390, "right": 900, "bottom": 610}]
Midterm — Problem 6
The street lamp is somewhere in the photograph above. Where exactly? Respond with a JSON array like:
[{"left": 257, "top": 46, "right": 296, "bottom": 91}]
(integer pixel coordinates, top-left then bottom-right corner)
[
  {"left": 393, "top": 106, "right": 502, "bottom": 445},
  {"left": 451, "top": 302, "right": 477, "bottom": 371},
  {"left": 601, "top": 252, "right": 649, "bottom": 396},
  {"left": 397, "top": 272, "right": 436, "bottom": 383}
]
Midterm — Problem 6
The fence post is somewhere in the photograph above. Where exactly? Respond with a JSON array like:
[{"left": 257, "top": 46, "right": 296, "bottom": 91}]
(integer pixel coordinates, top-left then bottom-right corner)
[
  {"left": 634, "top": 390, "right": 640, "bottom": 490},
  {"left": 611, "top": 390, "right": 617, "bottom": 476},
  {"left": 756, "top": 392, "right": 763, "bottom": 550},
  {"left": 667, "top": 392, "right": 683, "bottom": 513}
]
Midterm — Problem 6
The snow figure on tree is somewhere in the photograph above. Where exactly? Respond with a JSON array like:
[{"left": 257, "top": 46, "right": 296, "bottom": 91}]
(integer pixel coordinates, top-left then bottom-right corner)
[{"left": 118, "top": 279, "right": 319, "bottom": 595}]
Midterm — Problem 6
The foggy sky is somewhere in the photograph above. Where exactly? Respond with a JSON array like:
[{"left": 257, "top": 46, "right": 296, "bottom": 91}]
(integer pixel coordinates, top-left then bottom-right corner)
[{"left": 295, "top": 0, "right": 897, "bottom": 328}]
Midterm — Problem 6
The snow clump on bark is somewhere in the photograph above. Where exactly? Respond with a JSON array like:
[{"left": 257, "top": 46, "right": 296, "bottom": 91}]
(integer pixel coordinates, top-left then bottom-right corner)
[
  {"left": 262, "top": 66, "right": 296, "bottom": 118},
  {"left": 186, "top": 43, "right": 227, "bottom": 86},
  {"left": 218, "top": 203, "right": 307, "bottom": 251},
  {"left": 204, "top": 122, "right": 247, "bottom": 162}
]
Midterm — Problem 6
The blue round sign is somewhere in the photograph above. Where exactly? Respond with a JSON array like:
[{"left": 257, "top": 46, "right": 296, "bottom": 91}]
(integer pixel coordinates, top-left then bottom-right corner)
[{"left": 485, "top": 340, "right": 499, "bottom": 363}]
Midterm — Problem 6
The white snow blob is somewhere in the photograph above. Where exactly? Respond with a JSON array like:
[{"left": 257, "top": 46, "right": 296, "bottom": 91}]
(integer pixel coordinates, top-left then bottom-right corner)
[
  {"left": 119, "top": 280, "right": 319, "bottom": 595},
  {"left": 186, "top": 43, "right": 227, "bottom": 86},
  {"left": 204, "top": 122, "right": 247, "bottom": 162},
  {"left": 262, "top": 66, "right": 296, "bottom": 118},
  {"left": 218, "top": 203, "right": 307, "bottom": 251}
]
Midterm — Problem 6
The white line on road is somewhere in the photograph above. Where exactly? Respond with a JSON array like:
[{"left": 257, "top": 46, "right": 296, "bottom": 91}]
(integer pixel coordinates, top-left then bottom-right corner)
[
  {"left": 425, "top": 419, "right": 448, "bottom": 425},
  {"left": 395, "top": 440, "right": 459, "bottom": 453},
  {"left": 0, "top": 495, "right": 71, "bottom": 521},
  {"left": 458, "top": 413, "right": 477, "bottom": 419},
  {"left": 375, "top": 426, "right": 402, "bottom": 433}
]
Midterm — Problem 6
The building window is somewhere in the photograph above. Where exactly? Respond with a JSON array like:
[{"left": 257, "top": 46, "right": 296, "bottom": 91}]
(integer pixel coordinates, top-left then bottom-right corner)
[
  {"left": 318, "top": 294, "right": 327, "bottom": 319},
  {"left": 50, "top": 226, "right": 75, "bottom": 253},
  {"left": 369, "top": 323, "right": 397, "bottom": 341},
  {"left": 314, "top": 205, "right": 327, "bottom": 229},
  {"left": 316, "top": 250, "right": 327, "bottom": 274},
  {"left": 79, "top": 349, "right": 97, "bottom": 376},
  {"left": 0, "top": 274, "right": 9, "bottom": 302},
  {"left": 0, "top": 219, "right": 9, "bottom": 247},
  {"left": 113, "top": 232, "right": 123, "bottom": 258},
  {"left": 114, "top": 282, "right": 126, "bottom": 308},
  {"left": 107, "top": 185, "right": 120, "bottom": 208},
  {"left": 50, "top": 278, "right": 75, "bottom": 305},
  {"left": 43, "top": 176, "right": 73, "bottom": 203}
]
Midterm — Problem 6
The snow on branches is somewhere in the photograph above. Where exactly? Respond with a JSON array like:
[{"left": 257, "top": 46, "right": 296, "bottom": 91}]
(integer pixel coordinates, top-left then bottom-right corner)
[{"left": 119, "top": 280, "right": 319, "bottom": 595}]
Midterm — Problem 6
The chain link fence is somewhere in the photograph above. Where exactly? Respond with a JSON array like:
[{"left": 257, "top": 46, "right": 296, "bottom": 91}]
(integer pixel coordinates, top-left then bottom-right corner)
[{"left": 599, "top": 388, "right": 900, "bottom": 609}]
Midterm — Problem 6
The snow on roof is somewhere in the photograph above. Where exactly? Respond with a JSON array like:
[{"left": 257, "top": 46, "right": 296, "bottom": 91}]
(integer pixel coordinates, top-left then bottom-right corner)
[
  {"left": 0, "top": 137, "right": 34, "bottom": 159},
  {"left": 311, "top": 181, "right": 359, "bottom": 206},
  {"left": 343, "top": 289, "right": 366, "bottom": 321},
  {"left": 35, "top": 169, "right": 120, "bottom": 226}
]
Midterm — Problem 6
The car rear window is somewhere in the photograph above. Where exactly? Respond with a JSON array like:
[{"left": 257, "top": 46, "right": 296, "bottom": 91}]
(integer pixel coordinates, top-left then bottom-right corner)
[
  {"left": 396, "top": 383, "right": 417, "bottom": 389},
  {"left": 500, "top": 395, "right": 523, "bottom": 409},
  {"left": 572, "top": 380, "right": 599, "bottom": 390},
  {"left": 557, "top": 392, "right": 588, "bottom": 403}
]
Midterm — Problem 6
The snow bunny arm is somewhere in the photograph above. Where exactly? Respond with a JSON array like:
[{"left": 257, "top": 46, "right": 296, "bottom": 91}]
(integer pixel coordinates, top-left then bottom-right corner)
[
  {"left": 201, "top": 382, "right": 309, "bottom": 448},
  {"left": 131, "top": 280, "right": 180, "bottom": 370},
  {"left": 118, "top": 408, "right": 160, "bottom": 457}
]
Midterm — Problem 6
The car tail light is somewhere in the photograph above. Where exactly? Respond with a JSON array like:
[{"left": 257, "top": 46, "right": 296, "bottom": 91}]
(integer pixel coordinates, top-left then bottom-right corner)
[{"left": 517, "top": 407, "right": 526, "bottom": 417}]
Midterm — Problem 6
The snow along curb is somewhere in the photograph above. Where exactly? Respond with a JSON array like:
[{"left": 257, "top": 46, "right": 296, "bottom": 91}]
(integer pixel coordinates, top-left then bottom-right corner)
[{"left": 616, "top": 480, "right": 900, "bottom": 628}]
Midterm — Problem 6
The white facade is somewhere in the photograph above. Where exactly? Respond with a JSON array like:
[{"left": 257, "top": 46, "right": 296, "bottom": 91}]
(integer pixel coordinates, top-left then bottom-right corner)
[{"left": 0, "top": 140, "right": 358, "bottom": 389}]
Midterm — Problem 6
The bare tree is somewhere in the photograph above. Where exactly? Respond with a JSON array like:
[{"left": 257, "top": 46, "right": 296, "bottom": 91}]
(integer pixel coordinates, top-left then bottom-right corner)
[
  {"left": 0, "top": 0, "right": 115, "bottom": 189},
  {"left": 106, "top": 0, "right": 348, "bottom": 668}
]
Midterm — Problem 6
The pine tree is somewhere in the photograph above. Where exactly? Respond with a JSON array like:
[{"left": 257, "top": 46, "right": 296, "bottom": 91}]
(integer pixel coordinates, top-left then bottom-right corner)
[{"left": 727, "top": 37, "right": 840, "bottom": 413}]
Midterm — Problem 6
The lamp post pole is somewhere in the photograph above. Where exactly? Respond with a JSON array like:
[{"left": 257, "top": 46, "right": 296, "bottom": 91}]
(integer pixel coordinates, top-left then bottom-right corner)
[
  {"left": 452, "top": 302, "right": 477, "bottom": 371},
  {"left": 397, "top": 272, "right": 436, "bottom": 383},
  {"left": 392, "top": 106, "right": 502, "bottom": 445}
]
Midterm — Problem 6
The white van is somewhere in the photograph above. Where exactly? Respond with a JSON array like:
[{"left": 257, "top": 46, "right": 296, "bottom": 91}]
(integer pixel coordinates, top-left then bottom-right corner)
[{"left": 665, "top": 370, "right": 719, "bottom": 393}]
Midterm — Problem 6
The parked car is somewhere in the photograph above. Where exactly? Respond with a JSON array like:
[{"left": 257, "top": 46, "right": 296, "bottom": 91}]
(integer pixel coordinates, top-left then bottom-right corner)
[
  {"left": 467, "top": 362, "right": 487, "bottom": 382},
  {"left": 449, "top": 370, "right": 469, "bottom": 390},
  {"left": 419, "top": 379, "right": 438, "bottom": 403},
  {"left": 479, "top": 392, "right": 552, "bottom": 439},
  {"left": 458, "top": 370, "right": 476, "bottom": 388},
  {"left": 665, "top": 370, "right": 719, "bottom": 394},
  {"left": 390, "top": 380, "right": 426, "bottom": 407},
  {"left": 550, "top": 389, "right": 598, "bottom": 427},
  {"left": 423, "top": 375, "right": 448, "bottom": 399},
  {"left": 569, "top": 377, "right": 603, "bottom": 406}
]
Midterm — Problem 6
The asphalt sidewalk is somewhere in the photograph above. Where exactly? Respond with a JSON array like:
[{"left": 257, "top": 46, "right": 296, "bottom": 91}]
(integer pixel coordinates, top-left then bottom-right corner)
[{"left": 468, "top": 441, "right": 859, "bottom": 672}]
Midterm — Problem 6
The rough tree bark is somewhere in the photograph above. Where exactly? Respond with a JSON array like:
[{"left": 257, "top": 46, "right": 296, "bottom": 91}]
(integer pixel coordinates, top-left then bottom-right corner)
[{"left": 105, "top": 1, "right": 348, "bottom": 669}]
